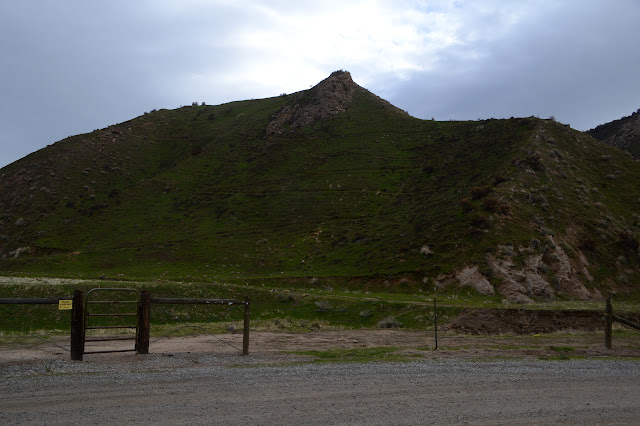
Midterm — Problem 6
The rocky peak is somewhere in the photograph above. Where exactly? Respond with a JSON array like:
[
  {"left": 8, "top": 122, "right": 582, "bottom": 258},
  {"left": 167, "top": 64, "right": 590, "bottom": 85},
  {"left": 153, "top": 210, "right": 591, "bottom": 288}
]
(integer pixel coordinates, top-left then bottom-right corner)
[{"left": 266, "top": 70, "right": 358, "bottom": 135}]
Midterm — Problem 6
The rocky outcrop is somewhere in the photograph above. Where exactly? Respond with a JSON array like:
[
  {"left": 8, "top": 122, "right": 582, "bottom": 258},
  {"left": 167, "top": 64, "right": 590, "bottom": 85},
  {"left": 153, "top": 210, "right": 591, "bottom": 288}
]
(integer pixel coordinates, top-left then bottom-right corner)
[
  {"left": 266, "top": 70, "right": 357, "bottom": 135},
  {"left": 434, "top": 236, "right": 599, "bottom": 303},
  {"left": 487, "top": 237, "right": 595, "bottom": 303},
  {"left": 455, "top": 266, "right": 495, "bottom": 296},
  {"left": 487, "top": 253, "right": 552, "bottom": 304}
]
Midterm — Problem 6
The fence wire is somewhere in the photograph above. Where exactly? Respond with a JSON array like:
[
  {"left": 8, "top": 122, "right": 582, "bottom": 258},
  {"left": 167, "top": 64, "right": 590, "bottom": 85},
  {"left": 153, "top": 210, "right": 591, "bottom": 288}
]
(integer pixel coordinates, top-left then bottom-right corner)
[
  {"left": 3, "top": 333, "right": 71, "bottom": 353},
  {"left": 149, "top": 303, "right": 246, "bottom": 353},
  {"left": 150, "top": 324, "right": 243, "bottom": 353}
]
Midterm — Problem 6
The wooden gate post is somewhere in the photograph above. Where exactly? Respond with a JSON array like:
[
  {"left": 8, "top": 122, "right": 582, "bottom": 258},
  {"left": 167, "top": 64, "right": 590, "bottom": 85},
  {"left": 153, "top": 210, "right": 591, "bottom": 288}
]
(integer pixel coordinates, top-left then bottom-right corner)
[
  {"left": 137, "top": 290, "right": 151, "bottom": 354},
  {"left": 605, "top": 296, "right": 613, "bottom": 349},
  {"left": 242, "top": 297, "right": 250, "bottom": 355},
  {"left": 433, "top": 287, "right": 438, "bottom": 351},
  {"left": 70, "top": 290, "right": 84, "bottom": 361}
]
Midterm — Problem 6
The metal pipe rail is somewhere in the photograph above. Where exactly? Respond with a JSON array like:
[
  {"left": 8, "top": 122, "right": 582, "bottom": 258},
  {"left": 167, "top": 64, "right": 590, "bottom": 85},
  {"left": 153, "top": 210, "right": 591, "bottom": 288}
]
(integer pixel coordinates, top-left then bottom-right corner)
[
  {"left": 0, "top": 297, "right": 70, "bottom": 304},
  {"left": 85, "top": 336, "right": 137, "bottom": 342},
  {"left": 150, "top": 297, "right": 245, "bottom": 305},
  {"left": 612, "top": 314, "right": 640, "bottom": 331}
]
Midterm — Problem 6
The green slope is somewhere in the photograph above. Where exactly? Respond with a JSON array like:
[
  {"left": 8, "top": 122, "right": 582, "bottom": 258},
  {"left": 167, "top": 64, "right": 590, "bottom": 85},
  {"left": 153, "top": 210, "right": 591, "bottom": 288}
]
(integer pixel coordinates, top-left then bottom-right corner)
[{"left": 2, "top": 72, "right": 640, "bottom": 300}]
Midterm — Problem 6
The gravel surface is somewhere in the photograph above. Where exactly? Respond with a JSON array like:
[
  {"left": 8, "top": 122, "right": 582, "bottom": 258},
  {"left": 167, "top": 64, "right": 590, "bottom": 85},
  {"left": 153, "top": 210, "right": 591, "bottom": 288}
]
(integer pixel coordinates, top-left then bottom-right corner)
[{"left": 2, "top": 353, "right": 640, "bottom": 425}]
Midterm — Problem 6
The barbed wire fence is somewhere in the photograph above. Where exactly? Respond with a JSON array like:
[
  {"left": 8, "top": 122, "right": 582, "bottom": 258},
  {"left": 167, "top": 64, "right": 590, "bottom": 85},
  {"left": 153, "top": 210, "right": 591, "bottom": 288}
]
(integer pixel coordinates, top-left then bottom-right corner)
[
  {"left": 148, "top": 300, "right": 246, "bottom": 353},
  {"left": 2, "top": 292, "right": 638, "bottom": 358}
]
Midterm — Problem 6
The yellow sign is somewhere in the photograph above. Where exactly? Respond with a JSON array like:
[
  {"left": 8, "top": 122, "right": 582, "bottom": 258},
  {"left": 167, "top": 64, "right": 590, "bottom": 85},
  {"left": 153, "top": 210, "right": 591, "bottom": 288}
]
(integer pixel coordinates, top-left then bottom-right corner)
[{"left": 58, "top": 300, "right": 73, "bottom": 310}]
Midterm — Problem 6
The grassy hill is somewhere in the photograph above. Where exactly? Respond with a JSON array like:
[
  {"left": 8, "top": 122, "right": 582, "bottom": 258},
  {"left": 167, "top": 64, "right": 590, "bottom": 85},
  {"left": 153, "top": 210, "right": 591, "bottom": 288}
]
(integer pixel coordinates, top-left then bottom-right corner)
[{"left": 2, "top": 71, "right": 640, "bottom": 302}]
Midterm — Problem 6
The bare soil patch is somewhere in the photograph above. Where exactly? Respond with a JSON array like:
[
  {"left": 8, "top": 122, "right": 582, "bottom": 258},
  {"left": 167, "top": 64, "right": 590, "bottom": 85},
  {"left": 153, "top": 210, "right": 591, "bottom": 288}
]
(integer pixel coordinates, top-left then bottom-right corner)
[{"left": 2, "top": 327, "right": 639, "bottom": 368}]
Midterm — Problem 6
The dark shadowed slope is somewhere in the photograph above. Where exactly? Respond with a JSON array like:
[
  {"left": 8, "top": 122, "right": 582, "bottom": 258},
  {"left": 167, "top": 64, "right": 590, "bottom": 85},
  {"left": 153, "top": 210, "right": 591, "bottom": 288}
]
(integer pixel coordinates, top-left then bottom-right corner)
[{"left": 588, "top": 108, "right": 640, "bottom": 158}]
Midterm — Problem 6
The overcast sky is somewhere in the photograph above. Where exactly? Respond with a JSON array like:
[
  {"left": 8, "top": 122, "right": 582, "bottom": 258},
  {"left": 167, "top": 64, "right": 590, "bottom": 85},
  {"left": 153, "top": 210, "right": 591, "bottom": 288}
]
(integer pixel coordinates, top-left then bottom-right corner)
[{"left": 1, "top": 0, "right": 639, "bottom": 169}]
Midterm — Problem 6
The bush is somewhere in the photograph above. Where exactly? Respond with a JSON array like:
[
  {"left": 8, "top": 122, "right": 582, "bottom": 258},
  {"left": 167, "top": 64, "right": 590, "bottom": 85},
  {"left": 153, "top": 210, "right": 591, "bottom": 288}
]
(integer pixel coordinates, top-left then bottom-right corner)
[
  {"left": 377, "top": 316, "right": 402, "bottom": 328},
  {"left": 470, "top": 214, "right": 491, "bottom": 229},
  {"left": 483, "top": 198, "right": 499, "bottom": 212},
  {"left": 619, "top": 231, "right": 639, "bottom": 253},
  {"left": 483, "top": 198, "right": 510, "bottom": 215},
  {"left": 493, "top": 175, "right": 507, "bottom": 186},
  {"left": 525, "top": 152, "right": 544, "bottom": 171},
  {"left": 315, "top": 300, "right": 332, "bottom": 312},
  {"left": 459, "top": 198, "right": 474, "bottom": 213},
  {"left": 276, "top": 290, "right": 297, "bottom": 303},
  {"left": 470, "top": 186, "right": 492, "bottom": 200}
]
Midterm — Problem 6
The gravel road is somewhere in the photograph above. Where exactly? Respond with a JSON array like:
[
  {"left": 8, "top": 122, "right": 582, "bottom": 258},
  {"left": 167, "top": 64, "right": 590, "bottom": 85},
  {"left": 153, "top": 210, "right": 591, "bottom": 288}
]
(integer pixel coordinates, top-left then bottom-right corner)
[{"left": 2, "top": 353, "right": 640, "bottom": 425}]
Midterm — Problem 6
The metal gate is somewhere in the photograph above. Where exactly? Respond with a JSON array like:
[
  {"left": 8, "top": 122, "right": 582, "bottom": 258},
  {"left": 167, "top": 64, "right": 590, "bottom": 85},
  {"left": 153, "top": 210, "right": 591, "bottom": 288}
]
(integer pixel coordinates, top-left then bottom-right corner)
[{"left": 83, "top": 288, "right": 140, "bottom": 355}]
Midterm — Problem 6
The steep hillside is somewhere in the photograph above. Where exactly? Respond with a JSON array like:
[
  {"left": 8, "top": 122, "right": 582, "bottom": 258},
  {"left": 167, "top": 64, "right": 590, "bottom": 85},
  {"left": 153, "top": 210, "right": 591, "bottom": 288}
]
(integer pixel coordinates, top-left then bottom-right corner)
[
  {"left": 588, "top": 108, "right": 640, "bottom": 158},
  {"left": 2, "top": 71, "right": 640, "bottom": 302}
]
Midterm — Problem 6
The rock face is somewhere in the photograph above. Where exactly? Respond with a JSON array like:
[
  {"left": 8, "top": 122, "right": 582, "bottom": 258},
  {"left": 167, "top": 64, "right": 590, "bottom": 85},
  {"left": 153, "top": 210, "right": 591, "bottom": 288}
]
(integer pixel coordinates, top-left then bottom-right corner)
[
  {"left": 436, "top": 236, "right": 599, "bottom": 304},
  {"left": 266, "top": 70, "right": 357, "bottom": 135},
  {"left": 588, "top": 108, "right": 640, "bottom": 157},
  {"left": 455, "top": 266, "right": 495, "bottom": 296},
  {"left": 486, "top": 237, "right": 595, "bottom": 303}
]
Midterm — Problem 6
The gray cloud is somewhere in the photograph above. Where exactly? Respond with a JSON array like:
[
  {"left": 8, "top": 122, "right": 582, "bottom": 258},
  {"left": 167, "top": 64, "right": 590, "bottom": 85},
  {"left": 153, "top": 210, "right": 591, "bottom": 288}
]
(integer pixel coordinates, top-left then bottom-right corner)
[{"left": 378, "top": 1, "right": 640, "bottom": 130}]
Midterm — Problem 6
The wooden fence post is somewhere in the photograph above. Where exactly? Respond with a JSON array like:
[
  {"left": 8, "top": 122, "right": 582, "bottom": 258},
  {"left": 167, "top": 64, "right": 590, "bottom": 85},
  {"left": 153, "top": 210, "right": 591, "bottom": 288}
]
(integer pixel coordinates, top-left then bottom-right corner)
[
  {"left": 137, "top": 290, "right": 151, "bottom": 354},
  {"left": 433, "top": 287, "right": 438, "bottom": 351},
  {"left": 243, "top": 297, "right": 250, "bottom": 355},
  {"left": 605, "top": 296, "right": 613, "bottom": 349},
  {"left": 70, "top": 290, "right": 84, "bottom": 361}
]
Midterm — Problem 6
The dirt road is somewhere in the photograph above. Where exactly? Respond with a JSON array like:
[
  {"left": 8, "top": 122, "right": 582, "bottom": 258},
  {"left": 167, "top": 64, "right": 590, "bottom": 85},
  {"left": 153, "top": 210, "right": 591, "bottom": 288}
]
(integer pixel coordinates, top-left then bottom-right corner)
[
  {"left": 2, "top": 355, "right": 640, "bottom": 425},
  {"left": 2, "top": 330, "right": 640, "bottom": 424}
]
